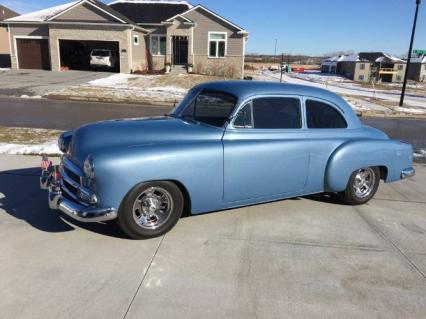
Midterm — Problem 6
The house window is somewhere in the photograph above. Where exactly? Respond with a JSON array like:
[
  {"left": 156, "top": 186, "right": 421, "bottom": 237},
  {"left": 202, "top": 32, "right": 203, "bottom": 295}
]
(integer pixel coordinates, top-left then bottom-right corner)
[
  {"left": 134, "top": 35, "right": 139, "bottom": 46},
  {"left": 397, "top": 64, "right": 404, "bottom": 70},
  {"left": 424, "top": 64, "right": 426, "bottom": 71},
  {"left": 360, "top": 63, "right": 365, "bottom": 70},
  {"left": 208, "top": 32, "right": 226, "bottom": 58},
  {"left": 396, "top": 75, "right": 402, "bottom": 81},
  {"left": 358, "top": 75, "right": 365, "bottom": 81},
  {"left": 150, "top": 35, "right": 166, "bottom": 56}
]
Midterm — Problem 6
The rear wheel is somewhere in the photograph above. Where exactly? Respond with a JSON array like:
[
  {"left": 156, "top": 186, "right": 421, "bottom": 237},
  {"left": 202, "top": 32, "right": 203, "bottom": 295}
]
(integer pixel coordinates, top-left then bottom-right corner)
[
  {"left": 338, "top": 167, "right": 380, "bottom": 205},
  {"left": 117, "top": 181, "right": 184, "bottom": 239}
]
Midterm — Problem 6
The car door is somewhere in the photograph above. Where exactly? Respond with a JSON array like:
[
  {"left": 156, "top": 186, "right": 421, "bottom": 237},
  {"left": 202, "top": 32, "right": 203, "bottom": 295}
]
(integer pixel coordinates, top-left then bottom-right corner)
[{"left": 222, "top": 95, "right": 310, "bottom": 203}]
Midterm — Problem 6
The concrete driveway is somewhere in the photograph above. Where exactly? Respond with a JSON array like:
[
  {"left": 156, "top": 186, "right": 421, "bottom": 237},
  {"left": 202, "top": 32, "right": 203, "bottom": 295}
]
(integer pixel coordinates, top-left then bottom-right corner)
[
  {"left": 0, "top": 69, "right": 108, "bottom": 98},
  {"left": 0, "top": 155, "right": 425, "bottom": 319}
]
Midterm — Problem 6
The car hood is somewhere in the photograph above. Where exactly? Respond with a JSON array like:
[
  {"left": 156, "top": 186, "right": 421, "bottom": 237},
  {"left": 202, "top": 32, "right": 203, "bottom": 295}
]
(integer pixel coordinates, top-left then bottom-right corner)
[{"left": 69, "top": 116, "right": 223, "bottom": 165}]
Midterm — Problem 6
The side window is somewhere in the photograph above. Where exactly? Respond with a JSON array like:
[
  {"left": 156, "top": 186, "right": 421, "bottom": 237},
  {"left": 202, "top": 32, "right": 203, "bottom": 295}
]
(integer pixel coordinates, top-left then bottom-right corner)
[
  {"left": 306, "top": 99, "right": 347, "bottom": 129},
  {"left": 182, "top": 89, "right": 237, "bottom": 127},
  {"left": 234, "top": 102, "right": 253, "bottom": 128},
  {"left": 235, "top": 97, "right": 301, "bottom": 129}
]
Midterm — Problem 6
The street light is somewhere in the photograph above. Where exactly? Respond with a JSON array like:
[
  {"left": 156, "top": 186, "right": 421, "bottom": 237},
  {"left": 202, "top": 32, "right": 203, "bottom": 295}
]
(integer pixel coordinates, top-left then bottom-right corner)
[{"left": 400, "top": 0, "right": 421, "bottom": 106}]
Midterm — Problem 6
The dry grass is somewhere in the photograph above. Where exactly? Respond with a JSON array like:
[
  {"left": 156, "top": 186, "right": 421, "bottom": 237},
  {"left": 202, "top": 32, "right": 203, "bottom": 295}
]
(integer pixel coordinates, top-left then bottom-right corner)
[
  {"left": 245, "top": 62, "right": 320, "bottom": 71},
  {"left": 150, "top": 74, "right": 226, "bottom": 89},
  {"left": 0, "top": 126, "right": 62, "bottom": 144}
]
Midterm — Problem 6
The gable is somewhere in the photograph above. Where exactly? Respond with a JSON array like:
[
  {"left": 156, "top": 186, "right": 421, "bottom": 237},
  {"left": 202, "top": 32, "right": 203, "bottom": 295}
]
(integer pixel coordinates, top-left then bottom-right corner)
[
  {"left": 52, "top": 2, "right": 123, "bottom": 23},
  {"left": 184, "top": 7, "right": 240, "bottom": 34}
]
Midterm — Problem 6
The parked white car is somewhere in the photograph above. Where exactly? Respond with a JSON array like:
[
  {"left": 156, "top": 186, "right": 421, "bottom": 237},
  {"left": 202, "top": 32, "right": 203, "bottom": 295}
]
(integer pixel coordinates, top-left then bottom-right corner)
[{"left": 90, "top": 49, "right": 117, "bottom": 69}]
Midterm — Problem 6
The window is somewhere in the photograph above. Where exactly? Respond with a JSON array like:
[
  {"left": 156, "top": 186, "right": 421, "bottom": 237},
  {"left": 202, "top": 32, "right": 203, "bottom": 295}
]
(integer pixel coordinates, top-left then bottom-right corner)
[
  {"left": 180, "top": 89, "right": 237, "bottom": 127},
  {"left": 208, "top": 32, "right": 226, "bottom": 58},
  {"left": 360, "top": 63, "right": 365, "bottom": 70},
  {"left": 396, "top": 75, "right": 402, "bottom": 81},
  {"left": 234, "top": 97, "right": 302, "bottom": 129},
  {"left": 306, "top": 99, "right": 347, "bottom": 129},
  {"left": 358, "top": 75, "right": 365, "bottom": 81},
  {"left": 134, "top": 35, "right": 139, "bottom": 46},
  {"left": 397, "top": 64, "right": 404, "bottom": 70},
  {"left": 150, "top": 35, "right": 166, "bottom": 56},
  {"left": 424, "top": 64, "right": 426, "bottom": 71}
]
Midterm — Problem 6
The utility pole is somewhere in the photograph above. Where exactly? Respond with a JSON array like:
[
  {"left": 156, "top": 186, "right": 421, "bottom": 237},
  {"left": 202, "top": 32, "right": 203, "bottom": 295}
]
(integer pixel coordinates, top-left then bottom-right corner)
[
  {"left": 274, "top": 39, "right": 277, "bottom": 65},
  {"left": 280, "top": 54, "right": 284, "bottom": 83},
  {"left": 400, "top": 0, "right": 421, "bottom": 106}
]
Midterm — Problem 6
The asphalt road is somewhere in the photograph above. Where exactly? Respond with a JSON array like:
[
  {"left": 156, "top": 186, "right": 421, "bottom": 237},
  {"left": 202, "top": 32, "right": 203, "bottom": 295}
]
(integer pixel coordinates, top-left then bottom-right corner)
[
  {"left": 0, "top": 155, "right": 425, "bottom": 319},
  {"left": 0, "top": 97, "right": 171, "bottom": 130}
]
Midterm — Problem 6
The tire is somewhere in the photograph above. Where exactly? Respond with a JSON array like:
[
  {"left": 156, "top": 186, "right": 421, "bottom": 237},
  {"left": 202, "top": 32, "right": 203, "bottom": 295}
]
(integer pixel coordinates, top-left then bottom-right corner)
[
  {"left": 338, "top": 167, "right": 380, "bottom": 205},
  {"left": 117, "top": 181, "right": 184, "bottom": 239}
]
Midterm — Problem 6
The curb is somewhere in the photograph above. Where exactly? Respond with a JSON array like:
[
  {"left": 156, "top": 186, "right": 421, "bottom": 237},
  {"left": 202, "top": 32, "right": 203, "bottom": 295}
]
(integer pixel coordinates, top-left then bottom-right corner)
[{"left": 45, "top": 94, "right": 178, "bottom": 107}]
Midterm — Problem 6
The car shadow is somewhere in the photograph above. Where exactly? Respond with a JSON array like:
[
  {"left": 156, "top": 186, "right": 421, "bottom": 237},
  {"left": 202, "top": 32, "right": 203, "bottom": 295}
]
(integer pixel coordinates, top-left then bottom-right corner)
[
  {"left": 303, "top": 192, "right": 342, "bottom": 205},
  {"left": 0, "top": 167, "right": 127, "bottom": 239}
]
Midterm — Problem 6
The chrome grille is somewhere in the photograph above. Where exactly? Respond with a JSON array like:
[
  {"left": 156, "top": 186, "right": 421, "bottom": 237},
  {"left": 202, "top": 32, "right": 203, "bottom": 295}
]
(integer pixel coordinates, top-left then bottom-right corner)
[{"left": 64, "top": 166, "right": 81, "bottom": 185}]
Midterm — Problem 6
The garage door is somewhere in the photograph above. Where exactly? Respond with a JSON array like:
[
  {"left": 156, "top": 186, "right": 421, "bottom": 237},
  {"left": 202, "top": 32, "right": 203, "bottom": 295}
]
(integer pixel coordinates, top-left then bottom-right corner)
[{"left": 16, "top": 39, "right": 50, "bottom": 70}]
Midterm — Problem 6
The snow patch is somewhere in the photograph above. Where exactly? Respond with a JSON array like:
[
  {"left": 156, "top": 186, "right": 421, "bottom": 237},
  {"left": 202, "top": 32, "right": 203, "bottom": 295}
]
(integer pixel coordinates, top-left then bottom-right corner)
[
  {"left": 145, "top": 86, "right": 187, "bottom": 94},
  {"left": 20, "top": 95, "right": 42, "bottom": 99},
  {"left": 87, "top": 74, "right": 141, "bottom": 88},
  {"left": 414, "top": 149, "right": 426, "bottom": 158},
  {"left": 5, "top": 1, "right": 79, "bottom": 22},
  {"left": 0, "top": 141, "right": 61, "bottom": 155}
]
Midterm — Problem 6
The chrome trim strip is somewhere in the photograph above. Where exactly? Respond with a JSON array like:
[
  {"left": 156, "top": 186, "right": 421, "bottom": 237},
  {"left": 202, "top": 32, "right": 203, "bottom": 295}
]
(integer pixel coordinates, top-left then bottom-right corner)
[
  {"left": 401, "top": 167, "right": 415, "bottom": 179},
  {"left": 62, "top": 156, "right": 83, "bottom": 177}
]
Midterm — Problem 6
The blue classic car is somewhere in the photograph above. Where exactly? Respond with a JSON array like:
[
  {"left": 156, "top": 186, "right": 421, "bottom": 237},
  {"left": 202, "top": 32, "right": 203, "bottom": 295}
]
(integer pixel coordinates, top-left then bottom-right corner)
[{"left": 40, "top": 81, "right": 415, "bottom": 239}]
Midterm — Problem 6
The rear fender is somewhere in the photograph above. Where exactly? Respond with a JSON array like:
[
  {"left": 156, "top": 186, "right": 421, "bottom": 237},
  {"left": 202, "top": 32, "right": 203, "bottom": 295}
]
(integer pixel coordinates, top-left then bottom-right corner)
[{"left": 325, "top": 139, "right": 413, "bottom": 192}]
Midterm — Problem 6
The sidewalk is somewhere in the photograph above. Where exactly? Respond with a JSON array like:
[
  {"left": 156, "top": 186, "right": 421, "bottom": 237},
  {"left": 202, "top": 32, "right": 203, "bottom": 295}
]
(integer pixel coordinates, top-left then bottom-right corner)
[{"left": 0, "top": 155, "right": 425, "bottom": 319}]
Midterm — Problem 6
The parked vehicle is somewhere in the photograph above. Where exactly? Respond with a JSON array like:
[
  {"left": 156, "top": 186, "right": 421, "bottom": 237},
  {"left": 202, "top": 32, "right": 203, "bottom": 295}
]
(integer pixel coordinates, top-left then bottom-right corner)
[
  {"left": 90, "top": 49, "right": 117, "bottom": 69},
  {"left": 40, "top": 81, "right": 415, "bottom": 239}
]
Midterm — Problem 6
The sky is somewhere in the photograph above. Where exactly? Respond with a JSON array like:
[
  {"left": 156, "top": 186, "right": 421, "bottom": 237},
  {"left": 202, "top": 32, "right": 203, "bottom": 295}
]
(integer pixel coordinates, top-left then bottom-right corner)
[{"left": 2, "top": 0, "right": 425, "bottom": 57}]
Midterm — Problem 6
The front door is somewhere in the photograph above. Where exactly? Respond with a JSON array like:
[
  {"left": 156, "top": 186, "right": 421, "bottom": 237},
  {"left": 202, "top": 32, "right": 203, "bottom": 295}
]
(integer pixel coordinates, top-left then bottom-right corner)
[
  {"left": 172, "top": 36, "right": 188, "bottom": 65},
  {"left": 223, "top": 96, "right": 310, "bottom": 203}
]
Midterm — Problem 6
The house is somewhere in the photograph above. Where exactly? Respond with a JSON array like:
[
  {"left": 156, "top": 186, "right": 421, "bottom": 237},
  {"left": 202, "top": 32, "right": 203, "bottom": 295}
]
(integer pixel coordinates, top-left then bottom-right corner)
[
  {"left": 0, "top": 4, "right": 19, "bottom": 67},
  {"left": 321, "top": 54, "right": 371, "bottom": 82},
  {"left": 359, "top": 52, "right": 406, "bottom": 83},
  {"left": 407, "top": 55, "right": 426, "bottom": 82},
  {"left": 320, "top": 55, "right": 342, "bottom": 74},
  {"left": 321, "top": 52, "right": 406, "bottom": 83},
  {"left": 2, "top": 0, "right": 248, "bottom": 78}
]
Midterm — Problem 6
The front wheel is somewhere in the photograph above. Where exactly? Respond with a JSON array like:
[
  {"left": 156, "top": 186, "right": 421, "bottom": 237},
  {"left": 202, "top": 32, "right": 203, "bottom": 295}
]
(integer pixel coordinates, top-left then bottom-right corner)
[
  {"left": 117, "top": 181, "right": 184, "bottom": 239},
  {"left": 338, "top": 167, "right": 380, "bottom": 205}
]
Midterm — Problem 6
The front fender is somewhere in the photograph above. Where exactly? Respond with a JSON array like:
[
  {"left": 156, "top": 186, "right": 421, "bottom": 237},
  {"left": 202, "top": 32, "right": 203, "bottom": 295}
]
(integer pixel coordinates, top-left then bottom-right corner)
[
  {"left": 90, "top": 141, "right": 223, "bottom": 214},
  {"left": 325, "top": 139, "right": 413, "bottom": 192}
]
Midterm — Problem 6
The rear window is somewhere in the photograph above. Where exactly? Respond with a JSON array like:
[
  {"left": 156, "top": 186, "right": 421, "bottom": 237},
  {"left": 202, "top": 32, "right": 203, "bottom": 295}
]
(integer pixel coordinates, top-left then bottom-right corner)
[
  {"left": 306, "top": 99, "right": 347, "bottom": 129},
  {"left": 92, "top": 50, "right": 110, "bottom": 57}
]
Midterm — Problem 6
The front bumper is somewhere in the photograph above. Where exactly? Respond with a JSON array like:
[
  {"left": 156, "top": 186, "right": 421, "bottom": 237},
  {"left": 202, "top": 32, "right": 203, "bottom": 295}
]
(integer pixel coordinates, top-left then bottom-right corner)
[{"left": 40, "top": 162, "right": 118, "bottom": 223}]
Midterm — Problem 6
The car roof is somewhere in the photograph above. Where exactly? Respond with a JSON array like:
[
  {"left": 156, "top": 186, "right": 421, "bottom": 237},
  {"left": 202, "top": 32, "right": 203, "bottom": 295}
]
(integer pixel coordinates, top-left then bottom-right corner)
[{"left": 193, "top": 81, "right": 361, "bottom": 128}]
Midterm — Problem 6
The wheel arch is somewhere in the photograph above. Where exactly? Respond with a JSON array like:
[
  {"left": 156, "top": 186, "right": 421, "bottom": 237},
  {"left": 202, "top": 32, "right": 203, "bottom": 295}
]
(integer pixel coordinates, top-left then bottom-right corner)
[{"left": 118, "top": 179, "right": 192, "bottom": 217}]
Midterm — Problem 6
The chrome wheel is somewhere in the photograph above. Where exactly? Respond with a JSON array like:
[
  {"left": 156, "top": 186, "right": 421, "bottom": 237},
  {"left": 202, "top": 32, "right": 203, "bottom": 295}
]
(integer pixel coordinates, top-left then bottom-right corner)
[
  {"left": 132, "top": 187, "right": 174, "bottom": 230},
  {"left": 352, "top": 168, "right": 376, "bottom": 199}
]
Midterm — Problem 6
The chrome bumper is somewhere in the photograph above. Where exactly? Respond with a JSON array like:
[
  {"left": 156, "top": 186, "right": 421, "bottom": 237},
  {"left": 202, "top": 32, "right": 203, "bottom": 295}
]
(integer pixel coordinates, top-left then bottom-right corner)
[
  {"left": 401, "top": 167, "right": 415, "bottom": 179},
  {"left": 40, "top": 164, "right": 118, "bottom": 223}
]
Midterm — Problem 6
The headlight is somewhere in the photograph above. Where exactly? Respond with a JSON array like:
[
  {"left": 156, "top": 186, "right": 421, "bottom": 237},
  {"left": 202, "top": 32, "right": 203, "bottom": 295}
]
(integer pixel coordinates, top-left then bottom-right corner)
[
  {"left": 58, "top": 131, "right": 73, "bottom": 153},
  {"left": 83, "top": 156, "right": 95, "bottom": 180},
  {"left": 58, "top": 134, "right": 66, "bottom": 153}
]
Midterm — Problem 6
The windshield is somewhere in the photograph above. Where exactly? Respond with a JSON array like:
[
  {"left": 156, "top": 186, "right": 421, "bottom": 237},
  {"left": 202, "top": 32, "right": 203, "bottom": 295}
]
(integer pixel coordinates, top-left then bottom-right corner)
[
  {"left": 174, "top": 89, "right": 238, "bottom": 127},
  {"left": 92, "top": 50, "right": 110, "bottom": 57}
]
